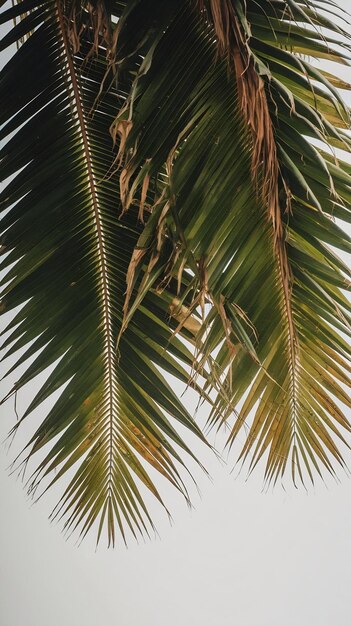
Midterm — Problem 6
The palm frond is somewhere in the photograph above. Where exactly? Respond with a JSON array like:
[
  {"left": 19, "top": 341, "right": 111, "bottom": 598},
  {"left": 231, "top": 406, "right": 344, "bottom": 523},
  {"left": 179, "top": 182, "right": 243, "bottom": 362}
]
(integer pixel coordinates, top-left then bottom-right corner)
[
  {"left": 0, "top": 0, "right": 212, "bottom": 545},
  {"left": 113, "top": 0, "right": 351, "bottom": 486}
]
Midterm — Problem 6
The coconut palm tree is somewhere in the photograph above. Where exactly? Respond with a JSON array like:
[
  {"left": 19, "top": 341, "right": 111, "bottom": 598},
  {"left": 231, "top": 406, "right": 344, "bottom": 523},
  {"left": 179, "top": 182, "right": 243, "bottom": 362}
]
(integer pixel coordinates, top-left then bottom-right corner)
[{"left": 1, "top": 0, "right": 351, "bottom": 545}]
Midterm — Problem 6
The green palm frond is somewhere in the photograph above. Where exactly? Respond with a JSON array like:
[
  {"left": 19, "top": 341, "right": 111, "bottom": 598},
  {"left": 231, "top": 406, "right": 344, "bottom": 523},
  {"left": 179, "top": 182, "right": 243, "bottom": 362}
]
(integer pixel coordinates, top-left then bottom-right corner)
[
  {"left": 0, "top": 0, "right": 213, "bottom": 545},
  {"left": 111, "top": 0, "right": 351, "bottom": 485},
  {"left": 1, "top": 0, "right": 351, "bottom": 544}
]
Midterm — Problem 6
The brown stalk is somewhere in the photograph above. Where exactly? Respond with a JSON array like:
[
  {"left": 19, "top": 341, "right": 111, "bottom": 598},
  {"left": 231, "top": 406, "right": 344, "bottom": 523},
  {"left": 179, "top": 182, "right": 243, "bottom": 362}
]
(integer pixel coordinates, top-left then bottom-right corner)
[{"left": 198, "top": 0, "right": 299, "bottom": 404}]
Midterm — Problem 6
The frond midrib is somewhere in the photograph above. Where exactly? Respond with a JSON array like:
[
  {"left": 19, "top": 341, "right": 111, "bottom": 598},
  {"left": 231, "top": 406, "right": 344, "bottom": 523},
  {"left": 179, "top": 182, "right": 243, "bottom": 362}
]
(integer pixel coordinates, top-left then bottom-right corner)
[{"left": 56, "top": 0, "right": 118, "bottom": 495}]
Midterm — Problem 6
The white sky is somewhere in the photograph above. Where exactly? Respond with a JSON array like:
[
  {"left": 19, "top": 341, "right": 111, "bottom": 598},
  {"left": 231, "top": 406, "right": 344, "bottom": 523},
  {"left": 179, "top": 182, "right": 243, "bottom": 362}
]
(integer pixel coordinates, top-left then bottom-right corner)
[{"left": 0, "top": 2, "right": 351, "bottom": 626}]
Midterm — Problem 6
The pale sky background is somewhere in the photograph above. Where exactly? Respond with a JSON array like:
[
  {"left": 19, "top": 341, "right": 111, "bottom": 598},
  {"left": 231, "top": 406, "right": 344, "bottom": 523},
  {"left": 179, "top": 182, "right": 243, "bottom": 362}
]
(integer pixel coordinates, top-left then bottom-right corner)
[{"left": 1, "top": 2, "right": 351, "bottom": 626}]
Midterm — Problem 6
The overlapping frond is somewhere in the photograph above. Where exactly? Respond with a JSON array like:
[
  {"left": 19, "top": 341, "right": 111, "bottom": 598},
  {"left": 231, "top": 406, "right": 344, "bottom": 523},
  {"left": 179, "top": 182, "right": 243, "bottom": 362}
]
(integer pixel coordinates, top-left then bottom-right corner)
[
  {"left": 0, "top": 0, "right": 212, "bottom": 545},
  {"left": 112, "top": 0, "right": 351, "bottom": 486}
]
